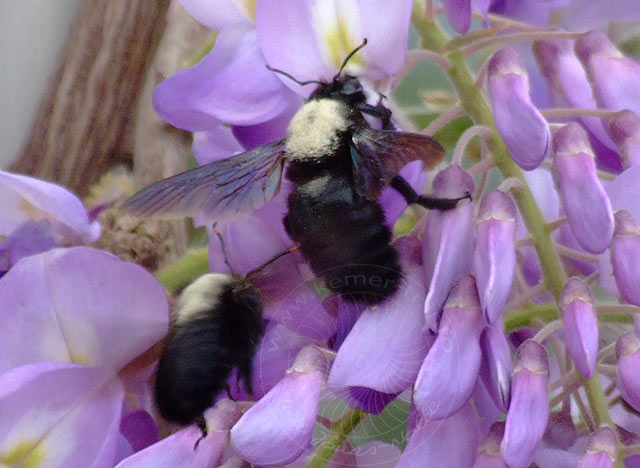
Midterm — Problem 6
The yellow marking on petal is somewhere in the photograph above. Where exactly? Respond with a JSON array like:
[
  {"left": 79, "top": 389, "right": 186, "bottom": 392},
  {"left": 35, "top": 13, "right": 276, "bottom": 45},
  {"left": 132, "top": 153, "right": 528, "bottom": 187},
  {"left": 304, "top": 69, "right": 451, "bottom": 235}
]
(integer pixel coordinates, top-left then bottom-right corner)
[
  {"left": 18, "top": 199, "right": 47, "bottom": 220},
  {"left": 241, "top": 0, "right": 256, "bottom": 22},
  {"left": 324, "top": 21, "right": 363, "bottom": 71},
  {"left": 1, "top": 440, "right": 46, "bottom": 468}
]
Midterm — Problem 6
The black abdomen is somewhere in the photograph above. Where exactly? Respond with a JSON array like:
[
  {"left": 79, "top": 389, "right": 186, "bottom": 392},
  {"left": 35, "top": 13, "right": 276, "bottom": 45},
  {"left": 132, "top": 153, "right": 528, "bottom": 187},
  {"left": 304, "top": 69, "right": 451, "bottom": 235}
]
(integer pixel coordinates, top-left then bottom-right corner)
[
  {"left": 285, "top": 173, "right": 402, "bottom": 305},
  {"left": 155, "top": 278, "right": 263, "bottom": 425}
]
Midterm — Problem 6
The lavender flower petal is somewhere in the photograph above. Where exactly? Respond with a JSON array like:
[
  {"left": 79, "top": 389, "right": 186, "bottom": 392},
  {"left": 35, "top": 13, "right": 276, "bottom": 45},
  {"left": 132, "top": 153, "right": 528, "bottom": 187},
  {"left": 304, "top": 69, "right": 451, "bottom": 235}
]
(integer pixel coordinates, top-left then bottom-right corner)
[
  {"left": 533, "top": 39, "right": 616, "bottom": 153},
  {"left": 578, "top": 426, "right": 617, "bottom": 468},
  {"left": 179, "top": 0, "right": 254, "bottom": 30},
  {"left": 329, "top": 265, "right": 430, "bottom": 397},
  {"left": 153, "top": 26, "right": 297, "bottom": 130},
  {"left": 256, "top": 0, "right": 412, "bottom": 93},
  {"left": 501, "top": 339, "right": 550, "bottom": 468},
  {"left": 443, "top": 0, "right": 472, "bottom": 34},
  {"left": 119, "top": 409, "right": 159, "bottom": 454},
  {"left": 0, "top": 362, "right": 123, "bottom": 468},
  {"left": 609, "top": 110, "right": 640, "bottom": 170},
  {"left": 474, "top": 422, "right": 508, "bottom": 468},
  {"left": 616, "top": 332, "right": 640, "bottom": 412},
  {"left": 559, "top": 277, "right": 598, "bottom": 379},
  {"left": 116, "top": 399, "right": 242, "bottom": 468},
  {"left": 0, "top": 247, "right": 169, "bottom": 372},
  {"left": 414, "top": 275, "right": 485, "bottom": 420},
  {"left": 0, "top": 220, "right": 56, "bottom": 274},
  {"left": 397, "top": 402, "right": 481, "bottom": 468},
  {"left": 488, "top": 47, "right": 551, "bottom": 170},
  {"left": 552, "top": 122, "right": 614, "bottom": 254},
  {"left": 423, "top": 165, "right": 475, "bottom": 331},
  {"left": 231, "top": 346, "right": 329, "bottom": 466},
  {"left": 379, "top": 161, "right": 428, "bottom": 226},
  {"left": 474, "top": 189, "right": 517, "bottom": 323},
  {"left": 610, "top": 210, "right": 640, "bottom": 306},
  {"left": 480, "top": 321, "right": 512, "bottom": 413},
  {"left": 0, "top": 170, "right": 100, "bottom": 244},
  {"left": 542, "top": 410, "right": 577, "bottom": 450},
  {"left": 576, "top": 31, "right": 640, "bottom": 118}
]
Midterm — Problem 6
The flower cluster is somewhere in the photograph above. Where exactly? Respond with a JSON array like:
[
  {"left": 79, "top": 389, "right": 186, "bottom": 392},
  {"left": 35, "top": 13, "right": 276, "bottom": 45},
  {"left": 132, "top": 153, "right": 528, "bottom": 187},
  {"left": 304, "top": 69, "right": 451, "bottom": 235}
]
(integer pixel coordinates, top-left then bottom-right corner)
[{"left": 4, "top": 1, "right": 640, "bottom": 467}]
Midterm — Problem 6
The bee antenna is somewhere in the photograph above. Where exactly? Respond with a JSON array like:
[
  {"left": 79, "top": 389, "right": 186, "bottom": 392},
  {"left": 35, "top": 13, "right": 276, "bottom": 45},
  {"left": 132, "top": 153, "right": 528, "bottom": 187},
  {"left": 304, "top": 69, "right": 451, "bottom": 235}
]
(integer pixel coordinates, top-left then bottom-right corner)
[
  {"left": 337, "top": 38, "right": 368, "bottom": 76},
  {"left": 266, "top": 65, "right": 322, "bottom": 86}
]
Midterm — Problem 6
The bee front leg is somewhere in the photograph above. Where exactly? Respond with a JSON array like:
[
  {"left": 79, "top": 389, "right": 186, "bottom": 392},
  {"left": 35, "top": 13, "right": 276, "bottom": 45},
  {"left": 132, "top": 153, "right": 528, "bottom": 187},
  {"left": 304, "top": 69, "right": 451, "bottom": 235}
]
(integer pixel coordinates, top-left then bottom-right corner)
[
  {"left": 390, "top": 176, "right": 471, "bottom": 211},
  {"left": 357, "top": 96, "right": 393, "bottom": 130}
]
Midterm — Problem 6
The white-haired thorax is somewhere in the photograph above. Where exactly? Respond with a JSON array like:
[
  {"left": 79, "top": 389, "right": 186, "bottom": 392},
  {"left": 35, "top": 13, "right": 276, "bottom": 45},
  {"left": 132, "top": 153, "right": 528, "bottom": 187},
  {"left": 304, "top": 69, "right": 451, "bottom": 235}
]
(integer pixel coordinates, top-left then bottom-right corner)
[
  {"left": 285, "top": 99, "right": 350, "bottom": 161},
  {"left": 174, "top": 273, "right": 235, "bottom": 325}
]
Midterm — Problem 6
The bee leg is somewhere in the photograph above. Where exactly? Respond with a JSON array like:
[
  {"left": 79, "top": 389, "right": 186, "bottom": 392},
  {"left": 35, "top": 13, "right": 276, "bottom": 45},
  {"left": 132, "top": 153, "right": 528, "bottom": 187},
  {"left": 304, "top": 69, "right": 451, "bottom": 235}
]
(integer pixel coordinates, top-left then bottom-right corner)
[
  {"left": 391, "top": 176, "right": 471, "bottom": 211},
  {"left": 357, "top": 99, "right": 393, "bottom": 130},
  {"left": 193, "top": 415, "right": 208, "bottom": 450}
]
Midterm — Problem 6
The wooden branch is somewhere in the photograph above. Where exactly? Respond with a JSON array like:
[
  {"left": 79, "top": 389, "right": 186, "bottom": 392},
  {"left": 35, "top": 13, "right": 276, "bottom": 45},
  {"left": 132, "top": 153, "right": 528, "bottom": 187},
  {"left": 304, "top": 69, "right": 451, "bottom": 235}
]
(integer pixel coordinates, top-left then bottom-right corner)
[{"left": 12, "top": 0, "right": 171, "bottom": 196}]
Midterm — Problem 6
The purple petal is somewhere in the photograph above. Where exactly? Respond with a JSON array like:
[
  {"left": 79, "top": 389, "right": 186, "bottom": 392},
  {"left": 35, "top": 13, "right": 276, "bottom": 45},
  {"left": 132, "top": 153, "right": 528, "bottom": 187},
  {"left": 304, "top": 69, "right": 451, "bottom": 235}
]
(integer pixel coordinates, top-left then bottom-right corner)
[
  {"left": 488, "top": 48, "right": 551, "bottom": 170},
  {"left": 578, "top": 426, "right": 617, "bottom": 468},
  {"left": 480, "top": 321, "right": 512, "bottom": 413},
  {"left": 576, "top": 31, "right": 640, "bottom": 119},
  {"left": 119, "top": 410, "right": 158, "bottom": 454},
  {"left": 345, "top": 386, "right": 399, "bottom": 415},
  {"left": 443, "top": 0, "right": 472, "bottom": 33},
  {"left": 0, "top": 363, "right": 123, "bottom": 468},
  {"left": 609, "top": 110, "right": 640, "bottom": 170},
  {"left": 474, "top": 422, "right": 508, "bottom": 468},
  {"left": 116, "top": 400, "right": 241, "bottom": 468},
  {"left": 179, "top": 0, "right": 254, "bottom": 30},
  {"left": 153, "top": 26, "right": 297, "bottom": 130},
  {"left": 192, "top": 126, "right": 243, "bottom": 166},
  {"left": 552, "top": 123, "right": 614, "bottom": 254},
  {"left": 414, "top": 275, "right": 484, "bottom": 420},
  {"left": 610, "top": 210, "right": 640, "bottom": 306},
  {"left": 474, "top": 190, "right": 517, "bottom": 323},
  {"left": 559, "top": 277, "right": 598, "bottom": 379},
  {"left": 232, "top": 97, "right": 303, "bottom": 150},
  {"left": 0, "top": 170, "right": 100, "bottom": 244},
  {"left": 397, "top": 402, "right": 481, "bottom": 468},
  {"left": 0, "top": 220, "right": 56, "bottom": 274},
  {"left": 533, "top": 39, "right": 616, "bottom": 154},
  {"left": 252, "top": 322, "right": 318, "bottom": 399},
  {"left": 501, "top": 340, "right": 550, "bottom": 468},
  {"left": 353, "top": 441, "right": 401, "bottom": 467},
  {"left": 0, "top": 247, "right": 169, "bottom": 372},
  {"left": 256, "top": 0, "right": 412, "bottom": 93},
  {"left": 328, "top": 265, "right": 430, "bottom": 396},
  {"left": 423, "top": 165, "right": 475, "bottom": 331},
  {"left": 616, "top": 332, "right": 640, "bottom": 412},
  {"left": 542, "top": 411, "right": 577, "bottom": 450},
  {"left": 231, "top": 346, "right": 328, "bottom": 466}
]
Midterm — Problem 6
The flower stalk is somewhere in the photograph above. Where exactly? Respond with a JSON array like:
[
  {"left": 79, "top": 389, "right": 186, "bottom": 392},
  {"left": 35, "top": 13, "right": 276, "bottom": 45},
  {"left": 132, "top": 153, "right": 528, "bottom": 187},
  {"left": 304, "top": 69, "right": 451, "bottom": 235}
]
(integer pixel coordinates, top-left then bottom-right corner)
[{"left": 306, "top": 409, "right": 367, "bottom": 468}]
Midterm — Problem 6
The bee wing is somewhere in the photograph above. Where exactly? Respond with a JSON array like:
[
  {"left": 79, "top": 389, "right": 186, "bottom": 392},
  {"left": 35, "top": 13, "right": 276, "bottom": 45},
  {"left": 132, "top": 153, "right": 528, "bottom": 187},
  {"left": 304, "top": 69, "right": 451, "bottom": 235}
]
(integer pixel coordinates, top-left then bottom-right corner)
[
  {"left": 350, "top": 128, "right": 445, "bottom": 200},
  {"left": 124, "top": 140, "right": 286, "bottom": 221}
]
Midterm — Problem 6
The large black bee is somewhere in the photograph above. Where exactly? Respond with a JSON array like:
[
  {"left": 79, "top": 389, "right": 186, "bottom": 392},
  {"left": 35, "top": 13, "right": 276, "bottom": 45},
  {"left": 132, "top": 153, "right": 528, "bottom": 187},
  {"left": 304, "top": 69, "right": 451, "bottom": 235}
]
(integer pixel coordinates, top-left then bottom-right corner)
[
  {"left": 125, "top": 39, "right": 468, "bottom": 304},
  {"left": 155, "top": 273, "right": 263, "bottom": 431}
]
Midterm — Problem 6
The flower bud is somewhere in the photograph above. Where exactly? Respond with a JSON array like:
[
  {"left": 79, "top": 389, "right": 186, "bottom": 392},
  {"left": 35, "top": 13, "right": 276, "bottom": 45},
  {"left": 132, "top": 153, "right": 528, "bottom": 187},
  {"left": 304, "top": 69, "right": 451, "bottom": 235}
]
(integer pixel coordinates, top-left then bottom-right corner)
[
  {"left": 474, "top": 422, "right": 508, "bottom": 468},
  {"left": 578, "top": 426, "right": 617, "bottom": 468},
  {"left": 533, "top": 39, "right": 616, "bottom": 154},
  {"left": 576, "top": 31, "right": 640, "bottom": 118},
  {"left": 474, "top": 190, "right": 517, "bottom": 324},
  {"left": 552, "top": 123, "right": 614, "bottom": 254},
  {"left": 616, "top": 332, "right": 640, "bottom": 412},
  {"left": 559, "top": 277, "right": 598, "bottom": 379},
  {"left": 443, "top": 0, "right": 471, "bottom": 34},
  {"left": 501, "top": 340, "right": 550, "bottom": 468},
  {"left": 231, "top": 346, "right": 329, "bottom": 466},
  {"left": 423, "top": 165, "right": 475, "bottom": 331},
  {"left": 488, "top": 47, "right": 550, "bottom": 170},
  {"left": 611, "top": 210, "right": 640, "bottom": 306},
  {"left": 414, "top": 275, "right": 484, "bottom": 420},
  {"left": 480, "top": 321, "right": 512, "bottom": 413},
  {"left": 609, "top": 110, "right": 640, "bottom": 169}
]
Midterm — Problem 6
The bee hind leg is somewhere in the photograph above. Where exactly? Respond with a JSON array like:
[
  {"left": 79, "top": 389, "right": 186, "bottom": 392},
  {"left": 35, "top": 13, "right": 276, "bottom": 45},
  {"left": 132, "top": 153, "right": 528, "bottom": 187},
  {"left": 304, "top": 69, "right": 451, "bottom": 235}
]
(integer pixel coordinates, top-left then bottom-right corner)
[{"left": 390, "top": 176, "right": 471, "bottom": 211}]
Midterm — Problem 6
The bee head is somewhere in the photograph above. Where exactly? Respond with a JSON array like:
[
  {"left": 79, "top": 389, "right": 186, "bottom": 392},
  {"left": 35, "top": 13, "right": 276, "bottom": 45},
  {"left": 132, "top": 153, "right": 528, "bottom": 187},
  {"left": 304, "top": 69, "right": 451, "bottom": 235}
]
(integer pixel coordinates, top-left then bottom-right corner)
[{"left": 267, "top": 38, "right": 368, "bottom": 104}]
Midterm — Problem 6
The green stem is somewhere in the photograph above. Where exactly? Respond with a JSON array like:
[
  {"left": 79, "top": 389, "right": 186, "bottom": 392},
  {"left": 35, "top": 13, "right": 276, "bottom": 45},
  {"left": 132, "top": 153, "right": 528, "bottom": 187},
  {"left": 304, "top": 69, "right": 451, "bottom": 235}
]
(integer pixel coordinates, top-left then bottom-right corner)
[
  {"left": 154, "top": 247, "right": 210, "bottom": 295},
  {"left": 306, "top": 410, "right": 366, "bottom": 468},
  {"left": 582, "top": 373, "right": 614, "bottom": 428}
]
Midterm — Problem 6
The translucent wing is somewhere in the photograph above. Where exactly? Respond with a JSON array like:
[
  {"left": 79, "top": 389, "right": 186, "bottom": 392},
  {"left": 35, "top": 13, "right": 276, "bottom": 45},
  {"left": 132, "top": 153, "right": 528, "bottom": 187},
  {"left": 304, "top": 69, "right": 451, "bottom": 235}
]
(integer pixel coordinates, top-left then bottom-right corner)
[
  {"left": 124, "top": 140, "right": 286, "bottom": 222},
  {"left": 351, "top": 128, "right": 445, "bottom": 200}
]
